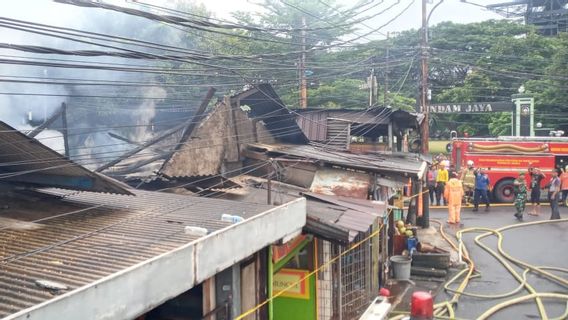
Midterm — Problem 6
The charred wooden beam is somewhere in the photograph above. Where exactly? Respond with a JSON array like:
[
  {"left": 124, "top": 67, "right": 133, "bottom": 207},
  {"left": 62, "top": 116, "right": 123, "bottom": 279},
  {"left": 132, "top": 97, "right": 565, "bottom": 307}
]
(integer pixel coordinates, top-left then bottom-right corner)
[
  {"left": 96, "top": 87, "right": 216, "bottom": 172},
  {"left": 110, "top": 151, "right": 174, "bottom": 175},
  {"left": 28, "top": 105, "right": 64, "bottom": 138},
  {"left": 107, "top": 132, "right": 138, "bottom": 145}
]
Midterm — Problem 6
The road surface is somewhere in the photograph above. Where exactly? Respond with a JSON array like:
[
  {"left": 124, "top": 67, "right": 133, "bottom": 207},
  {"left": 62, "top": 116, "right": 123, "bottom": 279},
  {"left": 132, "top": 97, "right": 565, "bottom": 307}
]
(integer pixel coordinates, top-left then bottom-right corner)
[{"left": 429, "top": 204, "right": 568, "bottom": 319}]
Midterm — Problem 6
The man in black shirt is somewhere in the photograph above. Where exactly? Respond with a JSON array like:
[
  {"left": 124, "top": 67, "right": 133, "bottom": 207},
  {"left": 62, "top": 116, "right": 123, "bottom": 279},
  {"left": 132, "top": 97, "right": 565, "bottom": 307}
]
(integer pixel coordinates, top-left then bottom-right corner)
[{"left": 528, "top": 166, "right": 545, "bottom": 216}]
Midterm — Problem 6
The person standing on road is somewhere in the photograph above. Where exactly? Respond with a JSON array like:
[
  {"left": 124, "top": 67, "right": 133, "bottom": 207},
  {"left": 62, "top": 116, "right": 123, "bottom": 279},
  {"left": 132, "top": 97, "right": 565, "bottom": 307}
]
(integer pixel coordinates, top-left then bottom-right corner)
[
  {"left": 513, "top": 172, "right": 528, "bottom": 221},
  {"left": 473, "top": 168, "right": 490, "bottom": 212},
  {"left": 427, "top": 164, "right": 438, "bottom": 205},
  {"left": 436, "top": 164, "right": 449, "bottom": 206},
  {"left": 549, "top": 169, "right": 561, "bottom": 220},
  {"left": 444, "top": 172, "right": 464, "bottom": 224},
  {"left": 560, "top": 166, "right": 568, "bottom": 206},
  {"left": 461, "top": 160, "right": 476, "bottom": 206},
  {"left": 528, "top": 165, "right": 545, "bottom": 216}
]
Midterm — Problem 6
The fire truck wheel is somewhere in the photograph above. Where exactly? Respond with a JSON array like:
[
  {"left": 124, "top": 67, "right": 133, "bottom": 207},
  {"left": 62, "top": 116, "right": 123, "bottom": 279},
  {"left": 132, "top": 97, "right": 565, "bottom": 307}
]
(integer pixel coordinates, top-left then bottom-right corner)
[{"left": 494, "top": 179, "right": 515, "bottom": 203}]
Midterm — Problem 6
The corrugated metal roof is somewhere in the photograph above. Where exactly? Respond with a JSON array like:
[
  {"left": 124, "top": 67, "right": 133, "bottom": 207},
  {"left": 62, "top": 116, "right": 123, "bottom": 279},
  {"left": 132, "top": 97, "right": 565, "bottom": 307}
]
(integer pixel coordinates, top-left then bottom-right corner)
[
  {"left": 326, "top": 118, "right": 350, "bottom": 149},
  {"left": 0, "top": 189, "right": 272, "bottom": 318},
  {"left": 295, "top": 108, "right": 421, "bottom": 143},
  {"left": 231, "top": 84, "right": 308, "bottom": 144},
  {"left": 304, "top": 193, "right": 385, "bottom": 242},
  {"left": 247, "top": 143, "right": 427, "bottom": 178},
  {"left": 0, "top": 122, "right": 131, "bottom": 195}
]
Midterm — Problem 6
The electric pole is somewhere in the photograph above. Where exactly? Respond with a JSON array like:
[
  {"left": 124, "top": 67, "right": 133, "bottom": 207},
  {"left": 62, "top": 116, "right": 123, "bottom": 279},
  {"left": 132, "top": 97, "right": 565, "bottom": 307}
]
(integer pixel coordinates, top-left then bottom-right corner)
[
  {"left": 368, "top": 68, "right": 377, "bottom": 107},
  {"left": 420, "top": 0, "right": 430, "bottom": 154},
  {"left": 299, "top": 16, "right": 308, "bottom": 109},
  {"left": 384, "top": 32, "right": 390, "bottom": 108}
]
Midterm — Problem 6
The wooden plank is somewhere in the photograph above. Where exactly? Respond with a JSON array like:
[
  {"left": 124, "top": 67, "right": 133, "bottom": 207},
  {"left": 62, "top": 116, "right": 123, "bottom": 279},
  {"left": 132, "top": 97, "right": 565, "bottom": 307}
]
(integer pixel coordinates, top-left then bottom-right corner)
[{"left": 28, "top": 105, "right": 64, "bottom": 138}]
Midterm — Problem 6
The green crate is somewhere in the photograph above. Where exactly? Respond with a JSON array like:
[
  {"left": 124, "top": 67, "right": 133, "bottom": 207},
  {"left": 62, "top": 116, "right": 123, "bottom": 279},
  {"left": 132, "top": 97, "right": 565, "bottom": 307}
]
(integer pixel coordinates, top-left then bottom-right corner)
[{"left": 393, "top": 208, "right": 403, "bottom": 221}]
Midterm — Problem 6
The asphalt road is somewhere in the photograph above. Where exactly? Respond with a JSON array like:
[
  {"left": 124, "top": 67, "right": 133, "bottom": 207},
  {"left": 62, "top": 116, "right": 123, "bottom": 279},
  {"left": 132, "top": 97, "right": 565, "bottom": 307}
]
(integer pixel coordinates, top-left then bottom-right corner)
[{"left": 429, "top": 204, "right": 568, "bottom": 320}]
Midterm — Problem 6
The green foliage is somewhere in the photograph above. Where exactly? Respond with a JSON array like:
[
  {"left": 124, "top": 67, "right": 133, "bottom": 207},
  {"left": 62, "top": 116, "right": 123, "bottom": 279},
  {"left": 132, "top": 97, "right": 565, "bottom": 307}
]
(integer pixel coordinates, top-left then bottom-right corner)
[{"left": 148, "top": 3, "right": 568, "bottom": 137}]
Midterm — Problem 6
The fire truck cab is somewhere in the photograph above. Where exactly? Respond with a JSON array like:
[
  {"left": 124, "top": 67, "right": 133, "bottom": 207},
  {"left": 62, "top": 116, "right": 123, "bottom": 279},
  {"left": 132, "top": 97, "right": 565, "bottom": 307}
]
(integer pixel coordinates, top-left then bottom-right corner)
[{"left": 451, "top": 136, "right": 568, "bottom": 202}]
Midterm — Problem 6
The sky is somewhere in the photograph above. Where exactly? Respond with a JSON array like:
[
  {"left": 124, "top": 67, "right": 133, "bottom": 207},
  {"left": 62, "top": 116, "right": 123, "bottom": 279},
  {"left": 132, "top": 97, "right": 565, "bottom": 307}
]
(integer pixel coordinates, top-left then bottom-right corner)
[
  {"left": 2, "top": 0, "right": 509, "bottom": 42},
  {"left": 192, "top": 0, "right": 507, "bottom": 36}
]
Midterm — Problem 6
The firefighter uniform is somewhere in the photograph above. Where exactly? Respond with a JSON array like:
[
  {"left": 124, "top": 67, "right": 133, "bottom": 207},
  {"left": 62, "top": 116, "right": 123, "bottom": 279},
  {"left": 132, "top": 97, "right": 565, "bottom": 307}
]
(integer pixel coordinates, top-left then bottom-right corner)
[
  {"left": 444, "top": 175, "right": 464, "bottom": 224},
  {"left": 461, "top": 167, "right": 476, "bottom": 205}
]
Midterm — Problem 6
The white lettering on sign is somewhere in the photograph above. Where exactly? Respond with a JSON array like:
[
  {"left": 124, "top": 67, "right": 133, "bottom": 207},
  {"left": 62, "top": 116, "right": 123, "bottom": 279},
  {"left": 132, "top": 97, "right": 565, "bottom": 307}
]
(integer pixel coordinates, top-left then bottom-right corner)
[{"left": 426, "top": 104, "right": 495, "bottom": 113}]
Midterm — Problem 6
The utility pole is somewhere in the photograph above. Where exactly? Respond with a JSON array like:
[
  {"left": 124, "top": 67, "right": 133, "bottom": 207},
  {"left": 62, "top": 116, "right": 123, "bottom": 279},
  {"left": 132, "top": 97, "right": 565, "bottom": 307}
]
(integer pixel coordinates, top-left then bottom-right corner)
[
  {"left": 420, "top": 0, "right": 430, "bottom": 154},
  {"left": 384, "top": 32, "right": 390, "bottom": 108},
  {"left": 299, "top": 16, "right": 308, "bottom": 109},
  {"left": 368, "top": 68, "right": 375, "bottom": 107}
]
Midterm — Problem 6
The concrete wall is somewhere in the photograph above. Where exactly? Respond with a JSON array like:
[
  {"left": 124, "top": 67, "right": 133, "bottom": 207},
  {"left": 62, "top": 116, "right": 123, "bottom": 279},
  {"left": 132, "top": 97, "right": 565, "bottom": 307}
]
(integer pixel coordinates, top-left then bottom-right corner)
[
  {"left": 161, "top": 101, "right": 277, "bottom": 178},
  {"left": 161, "top": 103, "right": 231, "bottom": 177}
]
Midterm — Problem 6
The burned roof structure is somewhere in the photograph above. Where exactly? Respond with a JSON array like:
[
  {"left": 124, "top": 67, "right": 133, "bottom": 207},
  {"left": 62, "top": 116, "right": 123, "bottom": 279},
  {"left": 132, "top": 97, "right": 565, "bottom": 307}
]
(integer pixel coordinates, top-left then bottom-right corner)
[
  {"left": 231, "top": 84, "right": 309, "bottom": 145},
  {"left": 0, "top": 121, "right": 130, "bottom": 194},
  {"left": 103, "top": 84, "right": 308, "bottom": 192}
]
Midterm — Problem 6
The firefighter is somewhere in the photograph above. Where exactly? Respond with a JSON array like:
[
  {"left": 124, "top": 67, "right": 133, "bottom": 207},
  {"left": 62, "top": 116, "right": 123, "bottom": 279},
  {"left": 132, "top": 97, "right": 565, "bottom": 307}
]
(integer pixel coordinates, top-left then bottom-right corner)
[
  {"left": 560, "top": 165, "right": 568, "bottom": 206},
  {"left": 513, "top": 172, "right": 528, "bottom": 221},
  {"left": 444, "top": 172, "right": 464, "bottom": 224},
  {"left": 461, "top": 160, "right": 476, "bottom": 206}
]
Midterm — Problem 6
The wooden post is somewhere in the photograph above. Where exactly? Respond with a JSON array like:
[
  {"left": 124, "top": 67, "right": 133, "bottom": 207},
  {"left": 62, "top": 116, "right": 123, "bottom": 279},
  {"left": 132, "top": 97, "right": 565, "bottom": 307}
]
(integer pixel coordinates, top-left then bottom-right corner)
[
  {"left": 27, "top": 105, "right": 64, "bottom": 138},
  {"left": 61, "top": 102, "right": 70, "bottom": 157}
]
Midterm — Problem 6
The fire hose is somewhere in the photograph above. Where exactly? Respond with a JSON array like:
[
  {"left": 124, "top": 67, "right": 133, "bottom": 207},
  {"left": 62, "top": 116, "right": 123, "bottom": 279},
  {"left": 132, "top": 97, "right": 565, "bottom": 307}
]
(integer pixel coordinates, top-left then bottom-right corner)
[{"left": 388, "top": 218, "right": 568, "bottom": 320}]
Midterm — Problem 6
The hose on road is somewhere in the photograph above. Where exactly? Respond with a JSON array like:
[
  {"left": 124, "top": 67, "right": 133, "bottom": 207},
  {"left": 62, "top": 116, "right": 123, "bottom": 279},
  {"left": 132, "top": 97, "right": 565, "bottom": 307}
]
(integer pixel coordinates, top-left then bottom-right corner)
[{"left": 388, "top": 217, "right": 568, "bottom": 320}]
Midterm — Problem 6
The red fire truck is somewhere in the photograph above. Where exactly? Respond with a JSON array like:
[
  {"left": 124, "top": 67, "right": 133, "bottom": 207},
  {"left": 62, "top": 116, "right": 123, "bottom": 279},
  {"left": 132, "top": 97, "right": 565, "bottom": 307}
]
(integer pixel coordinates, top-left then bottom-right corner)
[{"left": 450, "top": 136, "right": 568, "bottom": 202}]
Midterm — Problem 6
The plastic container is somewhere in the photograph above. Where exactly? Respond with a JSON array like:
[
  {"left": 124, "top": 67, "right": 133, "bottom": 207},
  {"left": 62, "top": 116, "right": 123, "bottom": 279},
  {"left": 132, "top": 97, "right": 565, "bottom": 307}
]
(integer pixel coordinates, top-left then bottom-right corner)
[
  {"left": 221, "top": 214, "right": 245, "bottom": 223},
  {"left": 390, "top": 255, "right": 412, "bottom": 280},
  {"left": 184, "top": 226, "right": 208, "bottom": 236},
  {"left": 393, "top": 208, "right": 403, "bottom": 222},
  {"left": 410, "top": 291, "right": 433, "bottom": 319},
  {"left": 407, "top": 237, "right": 418, "bottom": 252}
]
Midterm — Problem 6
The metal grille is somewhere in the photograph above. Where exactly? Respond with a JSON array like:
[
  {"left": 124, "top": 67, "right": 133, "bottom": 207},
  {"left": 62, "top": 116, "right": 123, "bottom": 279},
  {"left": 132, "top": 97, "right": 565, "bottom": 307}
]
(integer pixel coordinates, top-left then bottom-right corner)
[
  {"left": 340, "top": 232, "right": 373, "bottom": 320},
  {"left": 317, "top": 232, "right": 378, "bottom": 320}
]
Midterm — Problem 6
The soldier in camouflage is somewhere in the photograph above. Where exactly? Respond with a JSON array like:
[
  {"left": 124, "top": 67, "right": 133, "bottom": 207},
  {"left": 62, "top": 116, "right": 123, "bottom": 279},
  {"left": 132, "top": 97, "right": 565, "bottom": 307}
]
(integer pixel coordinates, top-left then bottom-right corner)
[{"left": 514, "top": 172, "right": 528, "bottom": 221}]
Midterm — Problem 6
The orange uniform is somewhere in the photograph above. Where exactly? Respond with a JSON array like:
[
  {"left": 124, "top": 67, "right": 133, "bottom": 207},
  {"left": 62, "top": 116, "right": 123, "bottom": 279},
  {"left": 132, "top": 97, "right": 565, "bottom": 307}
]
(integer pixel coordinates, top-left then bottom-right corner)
[{"left": 444, "top": 178, "right": 464, "bottom": 224}]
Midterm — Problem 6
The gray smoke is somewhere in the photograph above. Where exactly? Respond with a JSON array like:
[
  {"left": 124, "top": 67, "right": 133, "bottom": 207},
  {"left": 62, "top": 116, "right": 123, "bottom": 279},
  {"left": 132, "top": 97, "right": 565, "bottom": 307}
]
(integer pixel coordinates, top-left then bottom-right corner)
[{"left": 0, "top": 0, "right": 185, "bottom": 165}]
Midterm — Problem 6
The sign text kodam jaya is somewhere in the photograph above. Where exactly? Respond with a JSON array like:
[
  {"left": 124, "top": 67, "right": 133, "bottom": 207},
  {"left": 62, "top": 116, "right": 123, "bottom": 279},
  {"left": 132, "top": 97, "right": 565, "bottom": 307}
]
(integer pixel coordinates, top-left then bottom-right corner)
[{"left": 422, "top": 102, "right": 513, "bottom": 113}]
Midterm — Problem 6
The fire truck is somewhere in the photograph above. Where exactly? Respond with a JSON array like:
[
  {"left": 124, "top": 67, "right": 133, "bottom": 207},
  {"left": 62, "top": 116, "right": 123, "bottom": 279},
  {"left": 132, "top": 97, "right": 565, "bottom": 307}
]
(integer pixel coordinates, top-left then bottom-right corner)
[{"left": 450, "top": 136, "right": 568, "bottom": 202}]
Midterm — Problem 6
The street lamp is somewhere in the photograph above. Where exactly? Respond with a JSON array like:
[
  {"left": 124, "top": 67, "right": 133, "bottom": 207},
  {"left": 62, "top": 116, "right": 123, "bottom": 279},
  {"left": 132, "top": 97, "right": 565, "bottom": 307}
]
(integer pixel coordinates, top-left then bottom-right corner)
[{"left": 420, "top": 0, "right": 445, "bottom": 154}]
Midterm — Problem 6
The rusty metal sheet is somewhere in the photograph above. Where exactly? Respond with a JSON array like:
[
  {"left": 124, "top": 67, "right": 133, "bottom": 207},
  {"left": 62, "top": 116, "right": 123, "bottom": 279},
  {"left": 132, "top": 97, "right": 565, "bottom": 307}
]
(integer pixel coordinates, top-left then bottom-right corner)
[
  {"left": 0, "top": 122, "right": 131, "bottom": 195},
  {"left": 338, "top": 209, "right": 375, "bottom": 233},
  {"left": 0, "top": 189, "right": 273, "bottom": 319},
  {"left": 304, "top": 192, "right": 386, "bottom": 243},
  {"left": 304, "top": 192, "right": 385, "bottom": 217},
  {"left": 247, "top": 143, "right": 426, "bottom": 177},
  {"left": 309, "top": 169, "right": 370, "bottom": 199}
]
